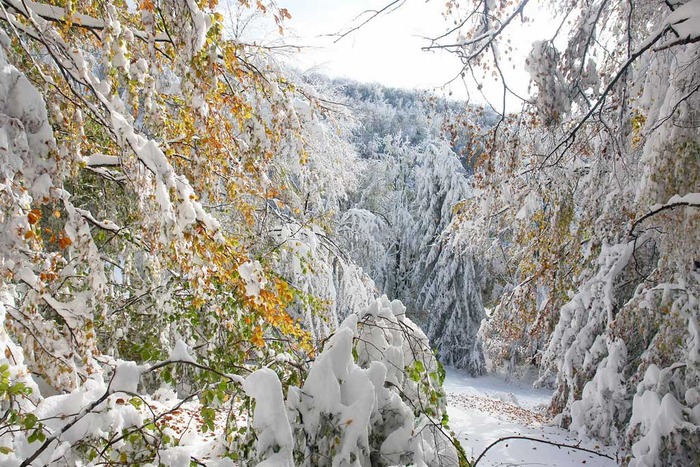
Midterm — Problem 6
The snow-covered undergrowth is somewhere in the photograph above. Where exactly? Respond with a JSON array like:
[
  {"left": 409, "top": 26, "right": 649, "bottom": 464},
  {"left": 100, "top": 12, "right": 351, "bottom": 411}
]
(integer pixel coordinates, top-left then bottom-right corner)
[
  {"left": 245, "top": 296, "right": 460, "bottom": 466},
  {"left": 0, "top": 296, "right": 462, "bottom": 466}
]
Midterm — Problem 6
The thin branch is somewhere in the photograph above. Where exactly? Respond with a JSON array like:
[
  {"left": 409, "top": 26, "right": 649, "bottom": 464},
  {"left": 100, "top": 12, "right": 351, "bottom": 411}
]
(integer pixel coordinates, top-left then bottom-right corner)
[
  {"left": 422, "top": 0, "right": 529, "bottom": 61},
  {"left": 629, "top": 199, "right": 700, "bottom": 237},
  {"left": 473, "top": 435, "right": 615, "bottom": 466},
  {"left": 146, "top": 358, "right": 250, "bottom": 380},
  {"left": 644, "top": 82, "right": 700, "bottom": 136},
  {"left": 331, "top": 0, "right": 404, "bottom": 43}
]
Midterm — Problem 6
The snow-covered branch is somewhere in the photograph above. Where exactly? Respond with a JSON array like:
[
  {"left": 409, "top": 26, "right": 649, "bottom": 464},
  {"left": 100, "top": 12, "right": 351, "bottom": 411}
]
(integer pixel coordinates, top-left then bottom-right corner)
[{"left": 630, "top": 193, "right": 700, "bottom": 237}]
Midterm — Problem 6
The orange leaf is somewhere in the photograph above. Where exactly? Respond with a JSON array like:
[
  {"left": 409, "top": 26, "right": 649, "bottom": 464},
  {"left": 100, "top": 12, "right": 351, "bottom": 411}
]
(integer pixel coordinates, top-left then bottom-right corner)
[
  {"left": 27, "top": 209, "right": 41, "bottom": 225},
  {"left": 58, "top": 235, "right": 72, "bottom": 249}
]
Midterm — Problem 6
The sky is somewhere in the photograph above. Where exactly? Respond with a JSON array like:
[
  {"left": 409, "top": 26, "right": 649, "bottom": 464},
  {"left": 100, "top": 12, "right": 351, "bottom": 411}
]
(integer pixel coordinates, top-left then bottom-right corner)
[
  {"left": 277, "top": 1, "right": 459, "bottom": 91},
  {"left": 233, "top": 0, "right": 559, "bottom": 111}
]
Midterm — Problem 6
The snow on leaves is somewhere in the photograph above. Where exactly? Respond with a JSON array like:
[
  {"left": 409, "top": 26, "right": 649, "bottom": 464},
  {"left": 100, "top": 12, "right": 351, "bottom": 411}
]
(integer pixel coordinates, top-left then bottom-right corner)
[
  {"left": 439, "top": 0, "right": 700, "bottom": 464},
  {"left": 245, "top": 297, "right": 461, "bottom": 466}
]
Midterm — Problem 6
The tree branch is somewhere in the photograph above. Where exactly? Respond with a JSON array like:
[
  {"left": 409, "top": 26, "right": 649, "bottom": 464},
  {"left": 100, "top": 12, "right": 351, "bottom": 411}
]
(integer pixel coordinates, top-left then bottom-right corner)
[
  {"left": 541, "top": 26, "right": 670, "bottom": 169},
  {"left": 422, "top": 0, "right": 529, "bottom": 62},
  {"left": 629, "top": 196, "right": 700, "bottom": 237},
  {"left": 473, "top": 435, "right": 615, "bottom": 466},
  {"left": 331, "top": 0, "right": 405, "bottom": 43},
  {"left": 1, "top": 0, "right": 171, "bottom": 43}
]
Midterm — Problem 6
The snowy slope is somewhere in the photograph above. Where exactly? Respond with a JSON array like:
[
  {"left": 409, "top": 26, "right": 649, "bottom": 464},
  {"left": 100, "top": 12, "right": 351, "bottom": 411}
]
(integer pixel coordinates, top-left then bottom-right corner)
[{"left": 445, "top": 368, "right": 619, "bottom": 466}]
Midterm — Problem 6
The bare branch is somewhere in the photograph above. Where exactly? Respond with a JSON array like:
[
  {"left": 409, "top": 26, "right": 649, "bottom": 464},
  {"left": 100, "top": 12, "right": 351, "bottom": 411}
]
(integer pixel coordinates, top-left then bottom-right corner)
[
  {"left": 331, "top": 0, "right": 405, "bottom": 43},
  {"left": 422, "top": 0, "right": 529, "bottom": 63},
  {"left": 473, "top": 435, "right": 616, "bottom": 466}
]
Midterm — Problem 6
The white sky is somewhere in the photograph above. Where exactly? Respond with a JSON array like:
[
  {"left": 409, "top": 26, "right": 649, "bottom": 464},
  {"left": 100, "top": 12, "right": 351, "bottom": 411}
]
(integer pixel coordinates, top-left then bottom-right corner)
[
  {"left": 278, "top": 1, "right": 457, "bottom": 89},
  {"left": 234, "top": 1, "right": 559, "bottom": 111}
]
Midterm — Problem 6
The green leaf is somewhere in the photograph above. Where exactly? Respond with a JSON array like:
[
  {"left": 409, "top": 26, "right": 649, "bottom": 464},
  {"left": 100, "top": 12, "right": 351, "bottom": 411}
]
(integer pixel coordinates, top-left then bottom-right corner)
[
  {"left": 201, "top": 406, "right": 216, "bottom": 433},
  {"left": 24, "top": 413, "right": 37, "bottom": 430}
]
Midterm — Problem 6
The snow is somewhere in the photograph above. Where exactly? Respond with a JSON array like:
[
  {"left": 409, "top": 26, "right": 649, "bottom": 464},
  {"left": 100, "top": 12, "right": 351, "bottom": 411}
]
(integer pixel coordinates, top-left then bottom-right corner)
[
  {"left": 75, "top": 207, "right": 120, "bottom": 231},
  {"left": 444, "top": 367, "right": 618, "bottom": 466},
  {"left": 168, "top": 339, "right": 196, "bottom": 363},
  {"left": 159, "top": 446, "right": 193, "bottom": 467},
  {"left": 649, "top": 191, "right": 700, "bottom": 211},
  {"left": 243, "top": 368, "right": 294, "bottom": 466},
  {"left": 237, "top": 260, "right": 267, "bottom": 298},
  {"left": 110, "top": 360, "right": 145, "bottom": 393},
  {"left": 666, "top": 0, "right": 700, "bottom": 41},
  {"left": 85, "top": 153, "right": 120, "bottom": 166}
]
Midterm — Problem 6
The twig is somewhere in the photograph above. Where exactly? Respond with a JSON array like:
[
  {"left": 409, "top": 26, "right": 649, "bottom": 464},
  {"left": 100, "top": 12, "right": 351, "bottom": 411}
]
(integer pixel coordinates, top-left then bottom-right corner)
[{"left": 331, "top": 0, "right": 404, "bottom": 43}]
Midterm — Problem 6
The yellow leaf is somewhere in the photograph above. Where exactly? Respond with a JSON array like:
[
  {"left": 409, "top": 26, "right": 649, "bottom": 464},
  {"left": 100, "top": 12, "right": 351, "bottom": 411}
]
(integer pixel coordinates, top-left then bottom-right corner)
[{"left": 251, "top": 326, "right": 264, "bottom": 348}]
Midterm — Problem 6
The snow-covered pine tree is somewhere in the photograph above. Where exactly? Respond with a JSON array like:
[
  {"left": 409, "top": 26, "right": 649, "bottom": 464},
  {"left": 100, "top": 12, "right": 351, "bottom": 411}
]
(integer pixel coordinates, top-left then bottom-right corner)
[{"left": 410, "top": 142, "right": 486, "bottom": 375}]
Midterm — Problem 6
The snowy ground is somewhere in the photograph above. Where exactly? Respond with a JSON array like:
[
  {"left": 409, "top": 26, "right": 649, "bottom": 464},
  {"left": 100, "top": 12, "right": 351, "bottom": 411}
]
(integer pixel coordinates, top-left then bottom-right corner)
[{"left": 444, "top": 367, "right": 620, "bottom": 466}]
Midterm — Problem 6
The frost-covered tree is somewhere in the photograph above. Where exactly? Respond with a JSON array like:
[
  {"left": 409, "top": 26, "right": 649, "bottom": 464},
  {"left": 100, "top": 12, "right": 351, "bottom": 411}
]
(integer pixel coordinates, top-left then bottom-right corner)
[
  {"left": 421, "top": 230, "right": 486, "bottom": 375},
  {"left": 406, "top": 143, "right": 486, "bottom": 375},
  {"left": 0, "top": 1, "right": 457, "bottom": 464},
  {"left": 421, "top": 0, "right": 700, "bottom": 463},
  {"left": 335, "top": 121, "right": 487, "bottom": 375},
  {"left": 338, "top": 135, "right": 417, "bottom": 298}
]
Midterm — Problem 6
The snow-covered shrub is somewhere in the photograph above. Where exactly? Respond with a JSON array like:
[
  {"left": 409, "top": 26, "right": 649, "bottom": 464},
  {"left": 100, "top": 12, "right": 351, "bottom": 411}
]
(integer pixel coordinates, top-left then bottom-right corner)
[
  {"left": 537, "top": 237, "right": 700, "bottom": 464},
  {"left": 244, "top": 296, "right": 463, "bottom": 466},
  {"left": 538, "top": 241, "right": 642, "bottom": 418}
]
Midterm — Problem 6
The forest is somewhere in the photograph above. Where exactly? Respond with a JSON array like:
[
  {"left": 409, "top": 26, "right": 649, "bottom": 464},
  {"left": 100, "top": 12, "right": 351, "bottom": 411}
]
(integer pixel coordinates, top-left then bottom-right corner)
[{"left": 0, "top": 0, "right": 698, "bottom": 466}]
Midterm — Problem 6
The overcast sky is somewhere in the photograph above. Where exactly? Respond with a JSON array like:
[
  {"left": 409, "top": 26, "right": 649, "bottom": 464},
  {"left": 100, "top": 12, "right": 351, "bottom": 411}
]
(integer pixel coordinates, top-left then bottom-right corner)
[
  {"left": 278, "top": 1, "right": 457, "bottom": 89},
  {"left": 235, "top": 1, "right": 558, "bottom": 110}
]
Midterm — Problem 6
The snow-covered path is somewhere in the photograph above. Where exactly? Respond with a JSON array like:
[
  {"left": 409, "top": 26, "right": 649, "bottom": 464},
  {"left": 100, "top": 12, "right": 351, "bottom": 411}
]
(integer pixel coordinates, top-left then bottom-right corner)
[{"left": 444, "top": 367, "right": 620, "bottom": 466}]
